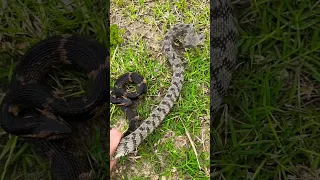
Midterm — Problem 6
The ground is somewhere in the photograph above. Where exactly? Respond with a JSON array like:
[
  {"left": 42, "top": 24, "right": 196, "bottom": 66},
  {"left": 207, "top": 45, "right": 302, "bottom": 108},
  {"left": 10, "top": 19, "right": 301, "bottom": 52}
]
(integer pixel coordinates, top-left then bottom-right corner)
[
  {"left": 211, "top": 0, "right": 320, "bottom": 179},
  {"left": 110, "top": 0, "right": 210, "bottom": 179}
]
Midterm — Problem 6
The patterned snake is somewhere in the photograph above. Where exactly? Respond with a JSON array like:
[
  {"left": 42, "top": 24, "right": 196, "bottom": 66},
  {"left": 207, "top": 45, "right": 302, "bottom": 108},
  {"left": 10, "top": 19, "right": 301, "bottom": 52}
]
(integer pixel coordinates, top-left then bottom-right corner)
[
  {"left": 112, "top": 24, "right": 205, "bottom": 159},
  {"left": 110, "top": 72, "right": 147, "bottom": 137},
  {"left": 210, "top": 0, "right": 238, "bottom": 173},
  {"left": 211, "top": 0, "right": 238, "bottom": 117}
]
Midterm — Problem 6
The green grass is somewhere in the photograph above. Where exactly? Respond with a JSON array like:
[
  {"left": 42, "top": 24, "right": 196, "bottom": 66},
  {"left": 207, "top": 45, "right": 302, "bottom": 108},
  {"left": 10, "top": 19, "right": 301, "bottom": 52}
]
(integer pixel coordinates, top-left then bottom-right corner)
[
  {"left": 110, "top": 0, "right": 210, "bottom": 179},
  {"left": 0, "top": 0, "right": 108, "bottom": 179},
  {"left": 212, "top": 0, "right": 320, "bottom": 179}
]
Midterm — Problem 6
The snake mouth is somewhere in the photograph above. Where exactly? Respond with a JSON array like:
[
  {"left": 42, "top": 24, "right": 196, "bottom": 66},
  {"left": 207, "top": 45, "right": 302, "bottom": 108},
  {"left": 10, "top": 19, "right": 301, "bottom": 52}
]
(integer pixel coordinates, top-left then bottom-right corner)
[
  {"left": 35, "top": 110, "right": 72, "bottom": 139},
  {"left": 17, "top": 108, "right": 72, "bottom": 139},
  {"left": 21, "top": 131, "right": 71, "bottom": 140}
]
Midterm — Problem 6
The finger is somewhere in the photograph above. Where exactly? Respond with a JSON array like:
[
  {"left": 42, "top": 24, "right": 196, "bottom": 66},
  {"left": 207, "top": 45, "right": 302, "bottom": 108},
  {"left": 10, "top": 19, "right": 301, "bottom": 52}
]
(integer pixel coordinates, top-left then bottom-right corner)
[
  {"left": 110, "top": 159, "right": 116, "bottom": 172},
  {"left": 110, "top": 128, "right": 123, "bottom": 156}
]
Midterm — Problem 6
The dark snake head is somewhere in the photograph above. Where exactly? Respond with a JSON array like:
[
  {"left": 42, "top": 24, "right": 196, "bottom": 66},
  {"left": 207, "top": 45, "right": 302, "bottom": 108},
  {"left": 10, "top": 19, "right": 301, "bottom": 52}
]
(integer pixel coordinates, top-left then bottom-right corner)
[{"left": 29, "top": 114, "right": 72, "bottom": 140}]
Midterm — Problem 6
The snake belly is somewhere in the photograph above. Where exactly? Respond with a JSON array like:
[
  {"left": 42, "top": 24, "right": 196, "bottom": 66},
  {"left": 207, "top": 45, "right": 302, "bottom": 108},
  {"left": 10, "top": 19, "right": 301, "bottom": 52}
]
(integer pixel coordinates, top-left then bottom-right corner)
[
  {"left": 113, "top": 24, "right": 205, "bottom": 159},
  {"left": 210, "top": 0, "right": 238, "bottom": 117}
]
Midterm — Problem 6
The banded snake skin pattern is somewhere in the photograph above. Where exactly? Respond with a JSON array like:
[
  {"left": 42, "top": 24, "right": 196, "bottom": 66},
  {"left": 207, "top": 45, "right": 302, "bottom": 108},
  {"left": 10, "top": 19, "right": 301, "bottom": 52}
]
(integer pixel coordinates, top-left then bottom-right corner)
[
  {"left": 211, "top": 0, "right": 238, "bottom": 119},
  {"left": 112, "top": 24, "right": 205, "bottom": 159},
  {"left": 0, "top": 35, "right": 109, "bottom": 180}
]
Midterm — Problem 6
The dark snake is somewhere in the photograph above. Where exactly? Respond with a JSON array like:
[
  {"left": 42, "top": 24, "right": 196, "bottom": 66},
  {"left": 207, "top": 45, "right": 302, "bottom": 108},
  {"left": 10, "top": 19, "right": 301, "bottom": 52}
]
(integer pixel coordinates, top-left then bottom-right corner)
[
  {"left": 110, "top": 72, "right": 147, "bottom": 137},
  {"left": 0, "top": 35, "right": 109, "bottom": 179}
]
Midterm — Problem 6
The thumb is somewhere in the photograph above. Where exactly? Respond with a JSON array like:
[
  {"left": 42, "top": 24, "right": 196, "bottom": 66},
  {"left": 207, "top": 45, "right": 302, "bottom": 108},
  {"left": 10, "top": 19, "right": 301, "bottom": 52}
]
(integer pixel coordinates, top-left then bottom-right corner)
[{"left": 110, "top": 128, "right": 123, "bottom": 157}]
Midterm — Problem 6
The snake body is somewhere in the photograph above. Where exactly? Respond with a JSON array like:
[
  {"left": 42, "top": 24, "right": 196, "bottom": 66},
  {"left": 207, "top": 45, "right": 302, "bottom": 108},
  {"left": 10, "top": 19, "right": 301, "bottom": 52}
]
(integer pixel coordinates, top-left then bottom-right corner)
[
  {"left": 110, "top": 72, "right": 147, "bottom": 137},
  {"left": 210, "top": 0, "right": 238, "bottom": 117},
  {"left": 0, "top": 35, "right": 109, "bottom": 179},
  {"left": 113, "top": 24, "right": 205, "bottom": 159},
  {"left": 210, "top": 0, "right": 238, "bottom": 174},
  {"left": 110, "top": 72, "right": 147, "bottom": 106}
]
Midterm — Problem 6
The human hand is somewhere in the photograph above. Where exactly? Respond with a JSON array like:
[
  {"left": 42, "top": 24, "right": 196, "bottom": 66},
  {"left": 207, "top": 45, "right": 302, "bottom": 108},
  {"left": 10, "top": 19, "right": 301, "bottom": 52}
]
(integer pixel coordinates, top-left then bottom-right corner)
[{"left": 110, "top": 128, "right": 122, "bottom": 172}]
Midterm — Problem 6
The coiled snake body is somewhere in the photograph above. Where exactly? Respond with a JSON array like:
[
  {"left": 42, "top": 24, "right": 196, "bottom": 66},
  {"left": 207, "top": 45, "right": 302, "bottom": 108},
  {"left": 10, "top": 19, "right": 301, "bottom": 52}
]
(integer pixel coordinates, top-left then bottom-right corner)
[
  {"left": 113, "top": 24, "right": 205, "bottom": 159},
  {"left": 0, "top": 35, "right": 109, "bottom": 179},
  {"left": 110, "top": 72, "right": 147, "bottom": 137}
]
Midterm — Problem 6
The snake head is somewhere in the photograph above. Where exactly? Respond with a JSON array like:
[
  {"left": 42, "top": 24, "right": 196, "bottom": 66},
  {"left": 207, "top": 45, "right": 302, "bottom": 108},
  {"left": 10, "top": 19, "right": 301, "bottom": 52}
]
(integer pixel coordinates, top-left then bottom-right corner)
[
  {"left": 184, "top": 33, "right": 205, "bottom": 48},
  {"left": 30, "top": 110, "right": 72, "bottom": 139},
  {"left": 119, "top": 97, "right": 133, "bottom": 106}
]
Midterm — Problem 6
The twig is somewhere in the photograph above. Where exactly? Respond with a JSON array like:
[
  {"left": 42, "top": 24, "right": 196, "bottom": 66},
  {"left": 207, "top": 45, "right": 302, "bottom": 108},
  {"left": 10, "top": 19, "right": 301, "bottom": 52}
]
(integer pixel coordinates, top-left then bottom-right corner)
[{"left": 182, "top": 114, "right": 201, "bottom": 171}]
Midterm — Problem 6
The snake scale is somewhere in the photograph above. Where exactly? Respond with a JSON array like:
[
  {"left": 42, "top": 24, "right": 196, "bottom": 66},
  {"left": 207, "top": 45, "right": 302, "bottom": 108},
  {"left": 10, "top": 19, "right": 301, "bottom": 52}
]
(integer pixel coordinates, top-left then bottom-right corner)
[
  {"left": 210, "top": 0, "right": 238, "bottom": 118},
  {"left": 0, "top": 35, "right": 109, "bottom": 179},
  {"left": 210, "top": 0, "right": 238, "bottom": 174},
  {"left": 112, "top": 24, "right": 205, "bottom": 159},
  {"left": 110, "top": 72, "right": 147, "bottom": 137}
]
